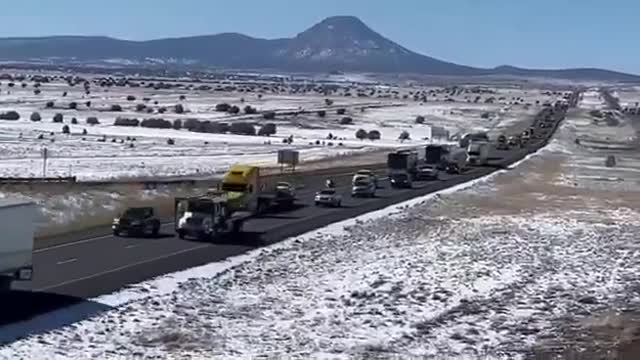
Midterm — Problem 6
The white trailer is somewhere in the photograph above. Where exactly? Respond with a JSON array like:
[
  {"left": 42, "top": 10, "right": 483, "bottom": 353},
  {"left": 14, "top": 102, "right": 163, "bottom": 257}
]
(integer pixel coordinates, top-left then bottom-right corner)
[{"left": 0, "top": 199, "right": 37, "bottom": 292}]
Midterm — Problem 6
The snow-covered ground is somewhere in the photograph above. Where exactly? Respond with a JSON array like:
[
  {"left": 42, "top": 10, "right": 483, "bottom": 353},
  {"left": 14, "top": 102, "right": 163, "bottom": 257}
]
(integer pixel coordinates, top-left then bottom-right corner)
[
  {"left": 3, "top": 88, "right": 639, "bottom": 359},
  {"left": 0, "top": 78, "right": 562, "bottom": 181}
]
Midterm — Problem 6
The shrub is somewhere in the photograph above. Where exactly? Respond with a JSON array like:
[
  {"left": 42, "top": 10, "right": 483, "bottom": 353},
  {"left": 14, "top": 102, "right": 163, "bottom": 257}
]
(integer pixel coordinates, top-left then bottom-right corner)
[
  {"left": 172, "top": 119, "right": 182, "bottom": 130},
  {"left": 86, "top": 117, "right": 99, "bottom": 125},
  {"left": 0, "top": 111, "right": 20, "bottom": 120},
  {"left": 244, "top": 105, "right": 257, "bottom": 114},
  {"left": 258, "top": 123, "right": 277, "bottom": 136},
  {"left": 336, "top": 108, "right": 346, "bottom": 115},
  {"left": 114, "top": 117, "right": 140, "bottom": 127},
  {"left": 179, "top": 95, "right": 186, "bottom": 101},
  {"left": 158, "top": 107, "right": 167, "bottom": 114},
  {"left": 71, "top": 117, "right": 78, "bottom": 124},
  {"left": 69, "top": 102, "right": 77, "bottom": 110},
  {"left": 355, "top": 129, "right": 368, "bottom": 140},
  {"left": 167, "top": 138, "right": 175, "bottom": 145},
  {"left": 317, "top": 110, "right": 326, "bottom": 117},
  {"left": 415, "top": 115, "right": 425, "bottom": 124},
  {"left": 325, "top": 99, "right": 333, "bottom": 106},
  {"left": 215, "top": 103, "right": 231, "bottom": 112},
  {"left": 126, "top": 95, "right": 136, "bottom": 101},
  {"left": 62, "top": 91, "right": 67, "bottom": 97},
  {"left": 183, "top": 118, "right": 202, "bottom": 131},
  {"left": 368, "top": 130, "right": 381, "bottom": 140},
  {"left": 228, "top": 105, "right": 240, "bottom": 114},
  {"left": 174, "top": 104, "right": 185, "bottom": 114},
  {"left": 82, "top": 129, "right": 88, "bottom": 135},
  {"left": 46, "top": 101, "right": 55, "bottom": 108},
  {"left": 229, "top": 122, "right": 256, "bottom": 136},
  {"left": 34, "top": 89, "right": 41, "bottom": 95},
  {"left": 85, "top": 101, "right": 91, "bottom": 107},
  {"left": 136, "top": 104, "right": 146, "bottom": 112},
  {"left": 340, "top": 117, "right": 353, "bottom": 125},
  {"left": 30, "top": 112, "right": 41, "bottom": 122},
  {"left": 110, "top": 104, "right": 123, "bottom": 112},
  {"left": 52, "top": 113, "right": 64, "bottom": 123},
  {"left": 62, "top": 125, "right": 70, "bottom": 134},
  {"left": 262, "top": 111, "right": 276, "bottom": 120},
  {"left": 398, "top": 130, "right": 410, "bottom": 141},
  {"left": 141, "top": 118, "right": 172, "bottom": 129},
  {"left": 480, "top": 112, "right": 491, "bottom": 119}
]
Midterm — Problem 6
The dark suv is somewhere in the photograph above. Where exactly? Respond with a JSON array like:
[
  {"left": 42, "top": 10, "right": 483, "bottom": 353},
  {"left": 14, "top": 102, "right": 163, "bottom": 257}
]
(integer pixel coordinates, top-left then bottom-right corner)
[{"left": 112, "top": 207, "right": 161, "bottom": 237}]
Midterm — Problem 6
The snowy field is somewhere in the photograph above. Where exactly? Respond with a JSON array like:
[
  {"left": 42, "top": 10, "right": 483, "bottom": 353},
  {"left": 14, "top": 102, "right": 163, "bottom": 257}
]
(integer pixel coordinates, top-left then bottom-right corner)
[
  {"left": 3, "top": 88, "right": 639, "bottom": 359},
  {"left": 0, "top": 75, "right": 564, "bottom": 181}
]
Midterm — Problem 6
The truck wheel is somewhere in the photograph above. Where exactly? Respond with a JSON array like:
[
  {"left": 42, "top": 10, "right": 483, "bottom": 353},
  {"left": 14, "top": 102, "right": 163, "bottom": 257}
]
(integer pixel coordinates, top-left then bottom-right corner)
[
  {"left": 0, "top": 277, "right": 12, "bottom": 292},
  {"left": 152, "top": 226, "right": 159, "bottom": 237},
  {"left": 232, "top": 221, "right": 243, "bottom": 233},
  {"left": 113, "top": 230, "right": 120, "bottom": 237},
  {"left": 315, "top": 201, "right": 320, "bottom": 206},
  {"left": 336, "top": 201, "right": 341, "bottom": 207},
  {"left": 177, "top": 230, "right": 185, "bottom": 239}
]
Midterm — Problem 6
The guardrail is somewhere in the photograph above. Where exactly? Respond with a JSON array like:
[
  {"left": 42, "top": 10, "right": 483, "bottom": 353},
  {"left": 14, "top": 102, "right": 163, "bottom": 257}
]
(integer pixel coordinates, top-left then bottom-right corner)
[{"left": 0, "top": 177, "right": 77, "bottom": 184}]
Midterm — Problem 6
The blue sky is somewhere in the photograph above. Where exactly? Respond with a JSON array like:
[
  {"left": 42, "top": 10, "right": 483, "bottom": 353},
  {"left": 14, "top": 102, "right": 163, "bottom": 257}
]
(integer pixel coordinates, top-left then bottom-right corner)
[{"left": 0, "top": 0, "right": 636, "bottom": 73}]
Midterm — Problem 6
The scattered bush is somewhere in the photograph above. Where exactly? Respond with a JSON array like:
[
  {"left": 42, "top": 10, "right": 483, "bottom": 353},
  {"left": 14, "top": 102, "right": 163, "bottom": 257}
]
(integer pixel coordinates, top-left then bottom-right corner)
[
  {"left": 110, "top": 104, "right": 123, "bottom": 112},
  {"left": 85, "top": 101, "right": 92, "bottom": 107},
  {"left": 136, "top": 104, "right": 146, "bottom": 112},
  {"left": 86, "top": 117, "right": 99, "bottom": 125},
  {"left": 172, "top": 119, "right": 182, "bottom": 130},
  {"left": 340, "top": 117, "right": 353, "bottom": 125},
  {"left": 415, "top": 115, "right": 425, "bottom": 124},
  {"left": 355, "top": 129, "right": 368, "bottom": 140},
  {"left": 183, "top": 118, "right": 202, "bottom": 131},
  {"left": 71, "top": 117, "right": 78, "bottom": 124},
  {"left": 325, "top": 99, "right": 334, "bottom": 106},
  {"left": 141, "top": 118, "right": 172, "bottom": 129},
  {"left": 174, "top": 104, "right": 185, "bottom": 114},
  {"left": 480, "top": 112, "right": 491, "bottom": 119},
  {"left": 368, "top": 130, "right": 381, "bottom": 140},
  {"left": 398, "top": 130, "right": 411, "bottom": 141},
  {"left": 228, "top": 105, "right": 240, "bottom": 114},
  {"left": 336, "top": 108, "right": 346, "bottom": 115},
  {"left": 262, "top": 111, "right": 276, "bottom": 120},
  {"left": 0, "top": 111, "right": 19, "bottom": 120},
  {"left": 215, "top": 103, "right": 231, "bottom": 112},
  {"left": 52, "top": 113, "right": 64, "bottom": 123},
  {"left": 179, "top": 95, "right": 186, "bottom": 101},
  {"left": 126, "top": 95, "right": 136, "bottom": 101},
  {"left": 82, "top": 129, "right": 88, "bottom": 135},
  {"left": 62, "top": 91, "right": 67, "bottom": 97},
  {"left": 34, "top": 89, "right": 41, "bottom": 95},
  {"left": 69, "top": 102, "right": 77, "bottom": 110},
  {"left": 258, "top": 123, "right": 277, "bottom": 136},
  {"left": 114, "top": 117, "right": 140, "bottom": 127},
  {"left": 244, "top": 105, "right": 257, "bottom": 114},
  {"left": 46, "top": 101, "right": 55, "bottom": 108},
  {"left": 229, "top": 122, "right": 256, "bottom": 136},
  {"left": 167, "top": 138, "right": 175, "bottom": 145},
  {"left": 30, "top": 112, "right": 41, "bottom": 121},
  {"left": 62, "top": 125, "right": 70, "bottom": 134}
]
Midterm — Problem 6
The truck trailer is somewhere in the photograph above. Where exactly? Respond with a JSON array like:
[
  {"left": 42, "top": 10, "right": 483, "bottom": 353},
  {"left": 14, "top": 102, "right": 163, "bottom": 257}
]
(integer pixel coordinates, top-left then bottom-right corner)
[
  {"left": 388, "top": 150, "right": 419, "bottom": 188},
  {"left": 0, "top": 199, "right": 36, "bottom": 292}
]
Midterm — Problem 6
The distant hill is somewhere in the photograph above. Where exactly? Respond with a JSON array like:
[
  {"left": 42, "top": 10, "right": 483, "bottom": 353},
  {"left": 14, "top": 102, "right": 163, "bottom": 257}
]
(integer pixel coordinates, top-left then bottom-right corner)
[{"left": 0, "top": 16, "right": 637, "bottom": 82}]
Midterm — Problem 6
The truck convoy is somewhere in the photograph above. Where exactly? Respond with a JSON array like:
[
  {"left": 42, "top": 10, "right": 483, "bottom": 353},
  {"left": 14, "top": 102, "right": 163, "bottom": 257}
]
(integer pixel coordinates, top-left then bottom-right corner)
[
  {"left": 175, "top": 165, "right": 296, "bottom": 241},
  {"left": 0, "top": 199, "right": 36, "bottom": 292},
  {"left": 387, "top": 150, "right": 418, "bottom": 188}
]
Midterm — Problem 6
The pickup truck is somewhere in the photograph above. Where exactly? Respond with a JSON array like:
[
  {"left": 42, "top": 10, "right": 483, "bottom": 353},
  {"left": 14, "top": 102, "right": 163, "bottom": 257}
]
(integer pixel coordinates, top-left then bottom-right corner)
[{"left": 113, "top": 207, "right": 161, "bottom": 237}]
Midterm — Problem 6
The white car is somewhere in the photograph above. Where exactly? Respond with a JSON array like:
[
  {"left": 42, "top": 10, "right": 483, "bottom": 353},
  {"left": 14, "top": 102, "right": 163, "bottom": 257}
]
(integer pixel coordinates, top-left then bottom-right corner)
[
  {"left": 354, "top": 169, "right": 379, "bottom": 188},
  {"left": 314, "top": 189, "right": 342, "bottom": 207},
  {"left": 275, "top": 181, "right": 295, "bottom": 197}
]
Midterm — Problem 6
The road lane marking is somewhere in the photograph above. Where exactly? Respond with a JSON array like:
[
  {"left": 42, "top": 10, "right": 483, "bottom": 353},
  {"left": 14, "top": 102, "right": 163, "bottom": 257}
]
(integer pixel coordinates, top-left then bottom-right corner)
[
  {"left": 37, "top": 243, "right": 210, "bottom": 291},
  {"left": 56, "top": 258, "right": 78, "bottom": 266},
  {"left": 125, "top": 243, "right": 144, "bottom": 249}
]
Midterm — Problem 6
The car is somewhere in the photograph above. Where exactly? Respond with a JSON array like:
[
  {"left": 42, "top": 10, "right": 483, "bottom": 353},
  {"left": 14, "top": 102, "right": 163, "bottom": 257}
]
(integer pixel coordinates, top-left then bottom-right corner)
[
  {"left": 314, "top": 189, "right": 342, "bottom": 207},
  {"left": 355, "top": 169, "right": 379, "bottom": 188},
  {"left": 275, "top": 181, "right": 295, "bottom": 197},
  {"left": 416, "top": 165, "right": 439, "bottom": 181},
  {"left": 351, "top": 177, "right": 376, "bottom": 197},
  {"left": 112, "top": 207, "right": 161, "bottom": 237},
  {"left": 389, "top": 173, "right": 412, "bottom": 188}
]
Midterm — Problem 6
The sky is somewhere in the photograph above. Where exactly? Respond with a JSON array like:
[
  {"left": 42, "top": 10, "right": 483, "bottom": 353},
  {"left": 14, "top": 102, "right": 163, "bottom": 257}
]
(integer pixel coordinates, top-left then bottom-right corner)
[{"left": 0, "top": 0, "right": 637, "bottom": 74}]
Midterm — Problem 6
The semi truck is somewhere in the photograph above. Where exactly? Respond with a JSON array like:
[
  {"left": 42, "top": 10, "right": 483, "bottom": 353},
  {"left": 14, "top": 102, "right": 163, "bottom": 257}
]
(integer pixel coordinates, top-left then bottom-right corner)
[
  {"left": 175, "top": 164, "right": 296, "bottom": 240},
  {"left": 442, "top": 147, "right": 468, "bottom": 174},
  {"left": 466, "top": 141, "right": 493, "bottom": 166},
  {"left": 424, "top": 145, "right": 449, "bottom": 169},
  {"left": 388, "top": 150, "right": 418, "bottom": 188},
  {"left": 0, "top": 199, "right": 36, "bottom": 292}
]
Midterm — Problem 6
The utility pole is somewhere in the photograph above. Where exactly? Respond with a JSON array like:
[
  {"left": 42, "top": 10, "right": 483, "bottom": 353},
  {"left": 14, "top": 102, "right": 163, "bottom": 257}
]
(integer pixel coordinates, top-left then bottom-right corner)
[{"left": 42, "top": 147, "right": 48, "bottom": 177}]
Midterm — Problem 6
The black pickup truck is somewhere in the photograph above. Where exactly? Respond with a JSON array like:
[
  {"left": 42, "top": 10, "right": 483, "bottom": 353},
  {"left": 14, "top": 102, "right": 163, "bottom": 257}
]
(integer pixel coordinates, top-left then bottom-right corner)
[{"left": 112, "top": 207, "right": 161, "bottom": 237}]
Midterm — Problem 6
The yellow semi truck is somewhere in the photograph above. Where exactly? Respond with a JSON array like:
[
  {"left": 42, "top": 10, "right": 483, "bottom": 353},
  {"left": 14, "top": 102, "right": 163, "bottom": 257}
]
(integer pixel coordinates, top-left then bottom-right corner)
[{"left": 174, "top": 164, "right": 296, "bottom": 241}]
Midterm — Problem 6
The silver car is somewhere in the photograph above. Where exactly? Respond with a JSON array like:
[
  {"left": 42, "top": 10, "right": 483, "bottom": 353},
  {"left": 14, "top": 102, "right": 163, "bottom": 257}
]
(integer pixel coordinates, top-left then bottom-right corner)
[
  {"left": 314, "top": 189, "right": 342, "bottom": 207},
  {"left": 351, "top": 178, "right": 376, "bottom": 197}
]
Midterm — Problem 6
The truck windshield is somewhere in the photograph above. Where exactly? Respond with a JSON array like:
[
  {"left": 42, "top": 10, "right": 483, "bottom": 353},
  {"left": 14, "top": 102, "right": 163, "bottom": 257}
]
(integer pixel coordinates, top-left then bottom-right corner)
[
  {"left": 124, "top": 208, "right": 151, "bottom": 218},
  {"left": 187, "top": 200, "right": 214, "bottom": 213},
  {"left": 222, "top": 183, "right": 247, "bottom": 192}
]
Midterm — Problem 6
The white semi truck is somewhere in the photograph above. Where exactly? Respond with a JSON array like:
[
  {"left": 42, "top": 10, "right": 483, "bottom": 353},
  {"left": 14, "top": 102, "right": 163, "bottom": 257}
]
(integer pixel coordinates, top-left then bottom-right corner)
[{"left": 0, "top": 198, "right": 36, "bottom": 292}]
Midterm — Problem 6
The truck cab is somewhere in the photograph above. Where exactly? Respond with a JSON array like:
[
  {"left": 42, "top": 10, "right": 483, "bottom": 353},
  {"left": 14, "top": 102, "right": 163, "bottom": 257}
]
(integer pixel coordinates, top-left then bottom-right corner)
[{"left": 175, "top": 194, "right": 245, "bottom": 241}]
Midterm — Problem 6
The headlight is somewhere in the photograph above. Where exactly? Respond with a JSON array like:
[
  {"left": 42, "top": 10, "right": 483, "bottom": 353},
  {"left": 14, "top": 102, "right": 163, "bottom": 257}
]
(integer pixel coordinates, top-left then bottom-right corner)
[{"left": 113, "top": 218, "right": 120, "bottom": 224}]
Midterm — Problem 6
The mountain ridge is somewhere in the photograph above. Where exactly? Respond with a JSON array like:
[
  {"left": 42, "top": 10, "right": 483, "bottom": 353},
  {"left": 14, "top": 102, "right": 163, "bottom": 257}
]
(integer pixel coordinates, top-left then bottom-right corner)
[{"left": 0, "top": 16, "right": 636, "bottom": 81}]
